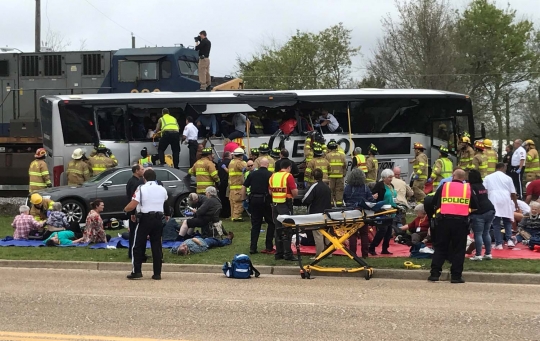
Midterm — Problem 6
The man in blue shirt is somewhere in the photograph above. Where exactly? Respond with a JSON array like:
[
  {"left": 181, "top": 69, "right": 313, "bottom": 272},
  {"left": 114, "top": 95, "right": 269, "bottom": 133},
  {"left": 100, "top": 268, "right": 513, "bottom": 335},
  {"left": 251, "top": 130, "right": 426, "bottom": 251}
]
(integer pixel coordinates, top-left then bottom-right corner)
[
  {"left": 171, "top": 232, "right": 234, "bottom": 255},
  {"left": 196, "top": 115, "right": 218, "bottom": 137}
]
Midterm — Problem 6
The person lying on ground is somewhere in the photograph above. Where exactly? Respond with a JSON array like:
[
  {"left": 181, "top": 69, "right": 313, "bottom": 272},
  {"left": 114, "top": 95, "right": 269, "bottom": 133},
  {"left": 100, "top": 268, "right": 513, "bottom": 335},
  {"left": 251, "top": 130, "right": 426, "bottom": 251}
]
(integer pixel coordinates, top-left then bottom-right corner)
[
  {"left": 12, "top": 205, "right": 45, "bottom": 240},
  {"left": 399, "top": 204, "right": 431, "bottom": 246},
  {"left": 43, "top": 230, "right": 84, "bottom": 246},
  {"left": 45, "top": 202, "right": 71, "bottom": 232},
  {"left": 170, "top": 232, "right": 234, "bottom": 255},
  {"left": 178, "top": 186, "right": 222, "bottom": 239}
]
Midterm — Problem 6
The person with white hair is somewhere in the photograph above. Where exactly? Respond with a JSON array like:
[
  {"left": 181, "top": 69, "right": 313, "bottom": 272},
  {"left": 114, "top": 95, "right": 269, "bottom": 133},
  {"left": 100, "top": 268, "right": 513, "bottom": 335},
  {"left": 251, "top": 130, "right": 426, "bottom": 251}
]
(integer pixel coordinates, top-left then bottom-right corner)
[
  {"left": 368, "top": 168, "right": 398, "bottom": 255},
  {"left": 351, "top": 147, "right": 367, "bottom": 173},
  {"left": 517, "top": 201, "right": 540, "bottom": 245},
  {"left": 44, "top": 202, "right": 71, "bottom": 231},
  {"left": 177, "top": 187, "right": 222, "bottom": 239},
  {"left": 399, "top": 204, "right": 430, "bottom": 246},
  {"left": 11, "top": 205, "right": 45, "bottom": 240}
]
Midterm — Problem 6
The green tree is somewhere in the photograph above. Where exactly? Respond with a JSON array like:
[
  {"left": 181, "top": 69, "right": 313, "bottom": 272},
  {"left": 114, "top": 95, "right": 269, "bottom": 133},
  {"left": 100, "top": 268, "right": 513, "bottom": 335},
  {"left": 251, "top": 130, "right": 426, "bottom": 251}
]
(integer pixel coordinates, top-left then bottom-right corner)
[
  {"left": 236, "top": 23, "right": 360, "bottom": 90},
  {"left": 456, "top": 0, "right": 539, "bottom": 157}
]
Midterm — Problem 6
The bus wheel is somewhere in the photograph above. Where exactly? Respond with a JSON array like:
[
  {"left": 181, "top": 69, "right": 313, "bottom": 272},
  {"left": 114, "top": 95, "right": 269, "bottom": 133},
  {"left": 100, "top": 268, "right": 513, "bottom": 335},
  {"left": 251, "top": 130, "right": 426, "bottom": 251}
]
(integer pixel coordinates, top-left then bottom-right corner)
[
  {"left": 61, "top": 199, "right": 86, "bottom": 223},
  {"left": 174, "top": 193, "right": 190, "bottom": 217}
]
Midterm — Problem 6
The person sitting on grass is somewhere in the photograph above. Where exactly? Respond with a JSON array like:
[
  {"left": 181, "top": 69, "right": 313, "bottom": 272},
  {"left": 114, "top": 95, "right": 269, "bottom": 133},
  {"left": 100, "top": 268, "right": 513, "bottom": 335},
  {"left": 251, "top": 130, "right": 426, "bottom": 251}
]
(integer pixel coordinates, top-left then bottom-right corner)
[
  {"left": 82, "top": 199, "right": 110, "bottom": 243},
  {"left": 178, "top": 186, "right": 222, "bottom": 239},
  {"left": 517, "top": 201, "right": 540, "bottom": 244},
  {"left": 12, "top": 205, "right": 45, "bottom": 240},
  {"left": 398, "top": 204, "right": 431, "bottom": 246},
  {"left": 170, "top": 231, "right": 234, "bottom": 256},
  {"left": 45, "top": 202, "right": 71, "bottom": 230},
  {"left": 43, "top": 230, "right": 84, "bottom": 246}
]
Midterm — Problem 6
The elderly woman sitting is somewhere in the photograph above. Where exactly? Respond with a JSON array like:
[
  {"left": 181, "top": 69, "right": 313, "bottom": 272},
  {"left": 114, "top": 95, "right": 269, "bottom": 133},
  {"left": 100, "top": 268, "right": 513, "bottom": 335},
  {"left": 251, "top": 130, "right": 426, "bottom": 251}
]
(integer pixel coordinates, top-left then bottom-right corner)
[
  {"left": 399, "top": 204, "right": 430, "bottom": 246},
  {"left": 369, "top": 169, "right": 398, "bottom": 256},
  {"left": 12, "top": 205, "right": 45, "bottom": 240},
  {"left": 178, "top": 186, "right": 222, "bottom": 239},
  {"left": 517, "top": 201, "right": 540, "bottom": 243}
]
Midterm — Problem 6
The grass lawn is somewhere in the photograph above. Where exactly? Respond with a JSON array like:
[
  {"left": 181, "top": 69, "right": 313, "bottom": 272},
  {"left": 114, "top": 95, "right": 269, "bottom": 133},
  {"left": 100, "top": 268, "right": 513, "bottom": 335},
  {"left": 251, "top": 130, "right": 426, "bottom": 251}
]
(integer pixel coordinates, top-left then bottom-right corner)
[{"left": 0, "top": 215, "right": 538, "bottom": 274}]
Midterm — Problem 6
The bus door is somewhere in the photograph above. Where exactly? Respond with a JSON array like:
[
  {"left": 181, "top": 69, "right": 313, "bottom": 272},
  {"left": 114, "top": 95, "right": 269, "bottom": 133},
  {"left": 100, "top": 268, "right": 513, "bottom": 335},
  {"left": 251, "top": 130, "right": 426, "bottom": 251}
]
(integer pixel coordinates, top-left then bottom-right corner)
[
  {"left": 430, "top": 118, "right": 458, "bottom": 165},
  {"left": 94, "top": 105, "right": 130, "bottom": 167}
]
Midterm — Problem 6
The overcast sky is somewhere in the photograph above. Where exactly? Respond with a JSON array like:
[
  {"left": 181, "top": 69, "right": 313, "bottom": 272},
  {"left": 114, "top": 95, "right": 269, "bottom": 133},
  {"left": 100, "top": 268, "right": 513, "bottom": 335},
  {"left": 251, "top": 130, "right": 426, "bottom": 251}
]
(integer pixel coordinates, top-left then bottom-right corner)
[{"left": 1, "top": 0, "right": 538, "bottom": 80}]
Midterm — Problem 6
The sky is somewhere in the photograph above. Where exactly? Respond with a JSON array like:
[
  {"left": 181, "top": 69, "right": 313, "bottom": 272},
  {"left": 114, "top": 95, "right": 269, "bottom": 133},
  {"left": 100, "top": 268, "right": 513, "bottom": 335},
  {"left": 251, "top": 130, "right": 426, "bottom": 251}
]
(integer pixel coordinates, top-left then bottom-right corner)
[{"left": 1, "top": 0, "right": 538, "bottom": 81}]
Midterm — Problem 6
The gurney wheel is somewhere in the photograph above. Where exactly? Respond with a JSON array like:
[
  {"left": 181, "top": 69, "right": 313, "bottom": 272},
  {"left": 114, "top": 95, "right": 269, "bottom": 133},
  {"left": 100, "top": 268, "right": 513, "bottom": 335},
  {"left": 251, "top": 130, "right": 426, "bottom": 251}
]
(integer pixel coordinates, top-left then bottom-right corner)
[
  {"left": 300, "top": 271, "right": 306, "bottom": 279},
  {"left": 305, "top": 272, "right": 311, "bottom": 280},
  {"left": 364, "top": 268, "right": 373, "bottom": 281}
]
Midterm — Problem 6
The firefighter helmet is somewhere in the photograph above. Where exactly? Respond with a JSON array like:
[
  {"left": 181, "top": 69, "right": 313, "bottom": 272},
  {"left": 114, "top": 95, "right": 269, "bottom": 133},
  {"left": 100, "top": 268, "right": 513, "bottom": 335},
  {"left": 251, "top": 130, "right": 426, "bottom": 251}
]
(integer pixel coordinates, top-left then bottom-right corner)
[
  {"left": 30, "top": 193, "right": 43, "bottom": 205},
  {"left": 34, "top": 148, "right": 46, "bottom": 158},
  {"left": 233, "top": 147, "right": 244, "bottom": 156},
  {"left": 438, "top": 145, "right": 449, "bottom": 155},
  {"left": 270, "top": 148, "right": 281, "bottom": 158},
  {"left": 460, "top": 136, "right": 471, "bottom": 144},
  {"left": 413, "top": 142, "right": 425, "bottom": 150},
  {"left": 483, "top": 138, "right": 493, "bottom": 148},
  {"left": 313, "top": 147, "right": 324, "bottom": 156},
  {"left": 327, "top": 140, "right": 338, "bottom": 150},
  {"left": 259, "top": 143, "right": 270, "bottom": 154},
  {"left": 369, "top": 144, "right": 378, "bottom": 155},
  {"left": 201, "top": 148, "right": 213, "bottom": 156},
  {"left": 474, "top": 140, "right": 485, "bottom": 151},
  {"left": 71, "top": 148, "right": 84, "bottom": 160}
]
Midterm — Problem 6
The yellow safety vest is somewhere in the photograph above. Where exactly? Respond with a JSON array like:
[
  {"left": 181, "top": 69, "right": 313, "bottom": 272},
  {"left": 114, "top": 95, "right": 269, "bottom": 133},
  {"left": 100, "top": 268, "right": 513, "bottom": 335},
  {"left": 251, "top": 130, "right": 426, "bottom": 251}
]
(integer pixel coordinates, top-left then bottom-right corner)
[
  {"left": 355, "top": 154, "right": 368, "bottom": 173},
  {"left": 160, "top": 114, "right": 179, "bottom": 132},
  {"left": 269, "top": 171, "right": 291, "bottom": 203}
]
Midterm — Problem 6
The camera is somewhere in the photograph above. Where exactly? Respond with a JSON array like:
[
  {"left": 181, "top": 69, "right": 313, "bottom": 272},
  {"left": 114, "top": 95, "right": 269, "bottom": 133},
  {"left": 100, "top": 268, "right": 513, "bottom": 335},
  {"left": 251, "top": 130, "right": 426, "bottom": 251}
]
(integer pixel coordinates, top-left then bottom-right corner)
[{"left": 194, "top": 36, "right": 201, "bottom": 42}]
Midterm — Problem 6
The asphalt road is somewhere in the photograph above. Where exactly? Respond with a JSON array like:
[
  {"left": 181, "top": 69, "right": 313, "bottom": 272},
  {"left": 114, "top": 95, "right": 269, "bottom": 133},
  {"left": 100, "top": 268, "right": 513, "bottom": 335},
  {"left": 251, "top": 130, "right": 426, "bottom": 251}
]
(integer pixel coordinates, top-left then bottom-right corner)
[{"left": 0, "top": 268, "right": 539, "bottom": 341}]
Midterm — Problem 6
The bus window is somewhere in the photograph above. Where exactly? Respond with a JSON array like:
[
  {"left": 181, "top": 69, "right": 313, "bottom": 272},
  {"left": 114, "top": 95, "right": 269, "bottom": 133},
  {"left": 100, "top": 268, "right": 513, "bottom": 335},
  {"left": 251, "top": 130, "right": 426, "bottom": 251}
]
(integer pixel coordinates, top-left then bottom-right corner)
[
  {"left": 58, "top": 104, "right": 98, "bottom": 145},
  {"left": 455, "top": 115, "right": 470, "bottom": 138},
  {"left": 140, "top": 62, "right": 157, "bottom": 80},
  {"left": 432, "top": 119, "right": 456, "bottom": 152},
  {"left": 96, "top": 107, "right": 127, "bottom": 141},
  {"left": 178, "top": 60, "right": 198, "bottom": 76}
]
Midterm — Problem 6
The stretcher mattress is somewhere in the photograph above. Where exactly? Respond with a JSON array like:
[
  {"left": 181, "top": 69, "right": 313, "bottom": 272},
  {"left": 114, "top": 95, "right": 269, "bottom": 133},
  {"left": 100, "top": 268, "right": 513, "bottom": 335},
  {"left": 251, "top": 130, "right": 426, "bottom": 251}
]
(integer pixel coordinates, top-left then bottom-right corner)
[{"left": 277, "top": 210, "right": 363, "bottom": 224}]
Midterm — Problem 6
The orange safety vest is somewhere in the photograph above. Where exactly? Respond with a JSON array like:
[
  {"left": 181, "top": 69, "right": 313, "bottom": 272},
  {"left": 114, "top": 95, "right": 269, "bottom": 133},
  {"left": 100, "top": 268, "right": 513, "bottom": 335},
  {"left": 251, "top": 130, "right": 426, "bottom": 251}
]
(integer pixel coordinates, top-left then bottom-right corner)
[
  {"left": 438, "top": 182, "right": 471, "bottom": 216},
  {"left": 355, "top": 154, "right": 368, "bottom": 173},
  {"left": 269, "top": 171, "right": 292, "bottom": 203}
]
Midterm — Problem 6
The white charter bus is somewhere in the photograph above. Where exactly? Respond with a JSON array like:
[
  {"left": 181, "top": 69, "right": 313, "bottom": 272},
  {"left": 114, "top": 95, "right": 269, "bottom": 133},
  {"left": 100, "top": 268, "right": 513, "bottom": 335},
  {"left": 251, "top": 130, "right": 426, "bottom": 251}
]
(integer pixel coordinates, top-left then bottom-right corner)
[{"left": 39, "top": 89, "right": 480, "bottom": 187}]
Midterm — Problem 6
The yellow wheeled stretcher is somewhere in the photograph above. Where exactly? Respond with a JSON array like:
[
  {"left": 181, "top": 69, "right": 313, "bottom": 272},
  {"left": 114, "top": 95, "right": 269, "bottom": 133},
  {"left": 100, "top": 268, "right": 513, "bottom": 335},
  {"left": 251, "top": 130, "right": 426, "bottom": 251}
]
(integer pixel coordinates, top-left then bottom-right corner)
[{"left": 278, "top": 206, "right": 397, "bottom": 280}]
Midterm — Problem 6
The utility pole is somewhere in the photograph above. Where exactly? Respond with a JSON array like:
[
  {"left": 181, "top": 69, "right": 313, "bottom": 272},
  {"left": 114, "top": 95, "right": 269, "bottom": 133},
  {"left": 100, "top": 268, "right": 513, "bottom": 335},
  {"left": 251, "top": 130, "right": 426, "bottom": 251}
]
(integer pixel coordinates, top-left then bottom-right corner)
[
  {"left": 131, "top": 32, "right": 135, "bottom": 48},
  {"left": 505, "top": 93, "right": 510, "bottom": 146},
  {"left": 35, "top": 0, "right": 41, "bottom": 52}
]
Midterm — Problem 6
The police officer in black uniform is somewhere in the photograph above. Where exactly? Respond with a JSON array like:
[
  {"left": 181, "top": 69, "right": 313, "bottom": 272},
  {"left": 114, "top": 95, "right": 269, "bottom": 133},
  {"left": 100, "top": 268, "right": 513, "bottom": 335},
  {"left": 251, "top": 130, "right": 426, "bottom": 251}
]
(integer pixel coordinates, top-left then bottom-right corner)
[
  {"left": 242, "top": 157, "right": 276, "bottom": 254},
  {"left": 123, "top": 169, "right": 168, "bottom": 280},
  {"left": 126, "top": 164, "right": 144, "bottom": 259}
]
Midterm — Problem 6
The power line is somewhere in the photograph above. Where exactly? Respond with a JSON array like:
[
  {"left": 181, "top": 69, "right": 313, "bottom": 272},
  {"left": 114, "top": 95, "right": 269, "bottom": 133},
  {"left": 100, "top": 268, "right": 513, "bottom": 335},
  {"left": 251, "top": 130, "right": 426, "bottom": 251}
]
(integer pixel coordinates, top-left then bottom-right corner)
[
  {"left": 82, "top": 0, "right": 154, "bottom": 45},
  {"left": 237, "top": 71, "right": 540, "bottom": 78}
]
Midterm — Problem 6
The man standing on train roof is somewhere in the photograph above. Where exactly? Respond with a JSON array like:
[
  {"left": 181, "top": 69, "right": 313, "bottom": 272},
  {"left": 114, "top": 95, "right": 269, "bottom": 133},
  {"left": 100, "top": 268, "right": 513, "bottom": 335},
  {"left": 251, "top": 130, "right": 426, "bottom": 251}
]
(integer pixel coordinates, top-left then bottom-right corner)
[
  {"left": 365, "top": 144, "right": 379, "bottom": 184},
  {"left": 411, "top": 142, "right": 428, "bottom": 203}
]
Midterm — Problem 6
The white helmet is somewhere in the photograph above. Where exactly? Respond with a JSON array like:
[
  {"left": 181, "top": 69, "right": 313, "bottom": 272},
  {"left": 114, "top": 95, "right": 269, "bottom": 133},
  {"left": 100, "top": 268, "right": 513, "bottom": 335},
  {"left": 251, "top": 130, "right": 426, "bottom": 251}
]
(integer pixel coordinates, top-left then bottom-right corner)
[
  {"left": 71, "top": 148, "right": 84, "bottom": 160},
  {"left": 233, "top": 147, "right": 244, "bottom": 156}
]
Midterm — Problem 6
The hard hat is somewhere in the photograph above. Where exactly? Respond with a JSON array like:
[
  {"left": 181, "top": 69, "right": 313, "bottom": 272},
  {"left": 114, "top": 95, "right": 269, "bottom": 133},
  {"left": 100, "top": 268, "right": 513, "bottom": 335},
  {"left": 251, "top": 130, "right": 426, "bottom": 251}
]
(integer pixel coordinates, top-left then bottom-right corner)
[
  {"left": 250, "top": 148, "right": 259, "bottom": 155},
  {"left": 313, "top": 147, "right": 324, "bottom": 156},
  {"left": 327, "top": 140, "right": 338, "bottom": 150},
  {"left": 461, "top": 131, "right": 471, "bottom": 138},
  {"left": 525, "top": 139, "right": 535, "bottom": 146},
  {"left": 474, "top": 140, "right": 485, "bottom": 151},
  {"left": 30, "top": 193, "right": 43, "bottom": 205},
  {"left": 438, "top": 145, "right": 449, "bottom": 155},
  {"left": 201, "top": 148, "right": 213, "bottom": 156},
  {"left": 34, "top": 148, "right": 46, "bottom": 158},
  {"left": 483, "top": 138, "right": 493, "bottom": 148},
  {"left": 71, "top": 148, "right": 84, "bottom": 160},
  {"left": 460, "top": 136, "right": 471, "bottom": 144},
  {"left": 314, "top": 132, "right": 325, "bottom": 144},
  {"left": 110, "top": 218, "right": 120, "bottom": 229},
  {"left": 258, "top": 143, "right": 270, "bottom": 153},
  {"left": 369, "top": 143, "right": 378, "bottom": 154},
  {"left": 233, "top": 147, "right": 244, "bottom": 156},
  {"left": 97, "top": 143, "right": 107, "bottom": 151},
  {"left": 270, "top": 148, "right": 281, "bottom": 158},
  {"left": 413, "top": 142, "right": 425, "bottom": 150},
  {"left": 141, "top": 147, "right": 148, "bottom": 158}
]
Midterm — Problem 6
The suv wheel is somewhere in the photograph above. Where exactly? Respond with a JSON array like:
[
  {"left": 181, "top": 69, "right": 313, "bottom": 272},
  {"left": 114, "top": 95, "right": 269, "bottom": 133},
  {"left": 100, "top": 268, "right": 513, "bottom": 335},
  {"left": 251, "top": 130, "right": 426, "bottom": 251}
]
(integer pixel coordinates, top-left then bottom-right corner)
[{"left": 62, "top": 199, "right": 86, "bottom": 223}]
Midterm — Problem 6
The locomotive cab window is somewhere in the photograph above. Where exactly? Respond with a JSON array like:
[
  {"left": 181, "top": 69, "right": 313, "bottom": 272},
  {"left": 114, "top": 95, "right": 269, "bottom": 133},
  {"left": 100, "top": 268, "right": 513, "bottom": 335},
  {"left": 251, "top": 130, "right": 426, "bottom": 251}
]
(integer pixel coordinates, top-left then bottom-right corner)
[
  {"left": 139, "top": 62, "right": 157, "bottom": 80},
  {"left": 0, "top": 60, "right": 8, "bottom": 77},
  {"left": 118, "top": 61, "right": 138, "bottom": 82}
]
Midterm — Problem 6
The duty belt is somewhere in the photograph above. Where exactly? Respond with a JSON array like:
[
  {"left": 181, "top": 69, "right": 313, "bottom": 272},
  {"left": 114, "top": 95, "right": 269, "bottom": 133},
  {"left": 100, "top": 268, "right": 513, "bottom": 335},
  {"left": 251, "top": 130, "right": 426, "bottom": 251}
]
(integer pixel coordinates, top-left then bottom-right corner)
[{"left": 141, "top": 211, "right": 164, "bottom": 218}]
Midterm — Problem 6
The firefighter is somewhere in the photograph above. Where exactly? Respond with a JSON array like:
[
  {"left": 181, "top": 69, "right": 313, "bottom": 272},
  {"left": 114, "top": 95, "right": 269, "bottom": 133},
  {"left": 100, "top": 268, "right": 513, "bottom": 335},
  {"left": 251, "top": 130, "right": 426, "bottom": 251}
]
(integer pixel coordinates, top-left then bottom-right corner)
[
  {"left": 250, "top": 148, "right": 259, "bottom": 160},
  {"left": 483, "top": 138, "right": 498, "bottom": 175},
  {"left": 304, "top": 131, "right": 325, "bottom": 163},
  {"left": 471, "top": 140, "right": 488, "bottom": 179},
  {"left": 88, "top": 143, "right": 118, "bottom": 175},
  {"left": 248, "top": 114, "right": 264, "bottom": 134},
  {"left": 66, "top": 148, "right": 91, "bottom": 186},
  {"left": 411, "top": 142, "right": 428, "bottom": 203},
  {"left": 254, "top": 143, "right": 275, "bottom": 172},
  {"left": 457, "top": 136, "right": 474, "bottom": 176},
  {"left": 524, "top": 139, "right": 540, "bottom": 182},
  {"left": 366, "top": 144, "right": 379, "bottom": 183},
  {"left": 270, "top": 148, "right": 281, "bottom": 161},
  {"left": 28, "top": 148, "right": 52, "bottom": 193},
  {"left": 304, "top": 146, "right": 330, "bottom": 185},
  {"left": 352, "top": 147, "right": 368, "bottom": 173},
  {"left": 328, "top": 139, "right": 345, "bottom": 155},
  {"left": 139, "top": 147, "right": 151, "bottom": 165},
  {"left": 229, "top": 148, "right": 247, "bottom": 221},
  {"left": 188, "top": 148, "right": 219, "bottom": 194},
  {"left": 326, "top": 140, "right": 347, "bottom": 206},
  {"left": 428, "top": 145, "right": 453, "bottom": 191},
  {"left": 29, "top": 193, "right": 54, "bottom": 221}
]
